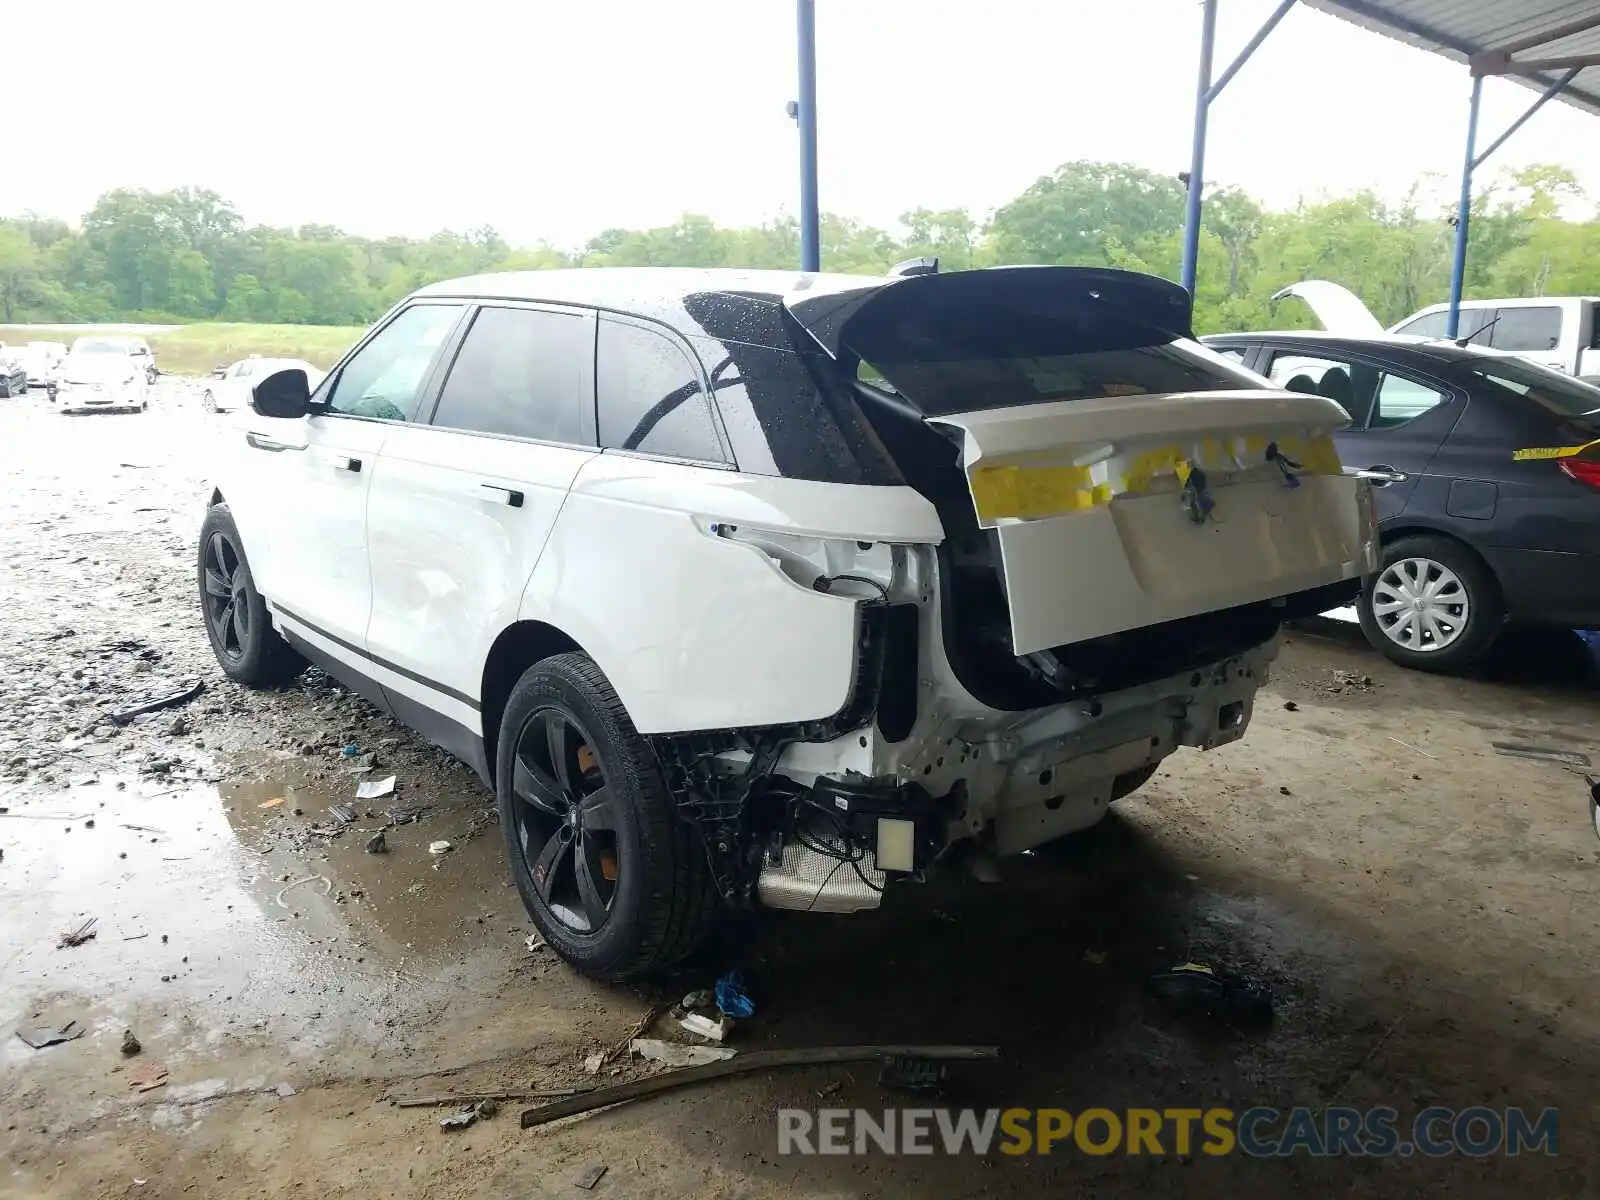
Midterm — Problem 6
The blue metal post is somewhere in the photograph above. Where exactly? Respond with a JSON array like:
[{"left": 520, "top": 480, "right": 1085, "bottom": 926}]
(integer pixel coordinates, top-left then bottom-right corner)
[
  {"left": 796, "top": 0, "right": 820, "bottom": 272},
  {"left": 1447, "top": 73, "right": 1483, "bottom": 339},
  {"left": 1180, "top": 0, "right": 1218, "bottom": 295}
]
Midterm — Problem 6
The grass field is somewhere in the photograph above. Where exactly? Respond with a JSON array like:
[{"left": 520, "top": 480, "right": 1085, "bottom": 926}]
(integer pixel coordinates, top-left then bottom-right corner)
[{"left": 0, "top": 323, "right": 367, "bottom": 376}]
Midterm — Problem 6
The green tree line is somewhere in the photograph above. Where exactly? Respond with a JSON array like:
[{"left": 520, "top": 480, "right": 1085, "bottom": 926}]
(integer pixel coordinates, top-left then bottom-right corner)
[{"left": 1, "top": 161, "right": 1594, "bottom": 332}]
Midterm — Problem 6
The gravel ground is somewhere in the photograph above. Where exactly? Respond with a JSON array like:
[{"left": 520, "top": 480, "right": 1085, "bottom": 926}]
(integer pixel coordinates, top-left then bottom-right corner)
[{"left": 2, "top": 380, "right": 1599, "bottom": 1199}]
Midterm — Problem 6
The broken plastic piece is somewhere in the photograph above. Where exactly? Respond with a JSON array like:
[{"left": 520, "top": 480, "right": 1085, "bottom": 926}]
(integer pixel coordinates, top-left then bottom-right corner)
[
  {"left": 1145, "top": 962, "right": 1274, "bottom": 1027},
  {"left": 428, "top": 840, "right": 453, "bottom": 855},
  {"left": 356, "top": 775, "right": 396, "bottom": 800},
  {"left": 678, "top": 1013, "right": 730, "bottom": 1042},
  {"left": 573, "top": 1164, "right": 608, "bottom": 1190},
  {"left": 16, "top": 1020, "right": 86, "bottom": 1049},
  {"left": 878, "top": 1055, "right": 949, "bottom": 1095},
  {"left": 438, "top": 1107, "right": 477, "bottom": 1131},
  {"left": 631, "top": 1038, "right": 737, "bottom": 1068}
]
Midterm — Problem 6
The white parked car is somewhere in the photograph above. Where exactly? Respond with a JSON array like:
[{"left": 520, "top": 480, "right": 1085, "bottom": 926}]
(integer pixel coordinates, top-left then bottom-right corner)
[
  {"left": 50, "top": 337, "right": 153, "bottom": 414},
  {"left": 14, "top": 340, "right": 67, "bottom": 387},
  {"left": 203, "top": 357, "right": 326, "bottom": 413},
  {"left": 1274, "top": 281, "right": 1600, "bottom": 380},
  {"left": 199, "top": 266, "right": 1373, "bottom": 979}
]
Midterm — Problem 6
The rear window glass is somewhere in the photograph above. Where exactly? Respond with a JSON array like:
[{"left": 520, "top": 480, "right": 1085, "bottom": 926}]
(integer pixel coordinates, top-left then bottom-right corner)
[
  {"left": 1490, "top": 306, "right": 1561, "bottom": 353},
  {"left": 854, "top": 341, "right": 1256, "bottom": 415},
  {"left": 1463, "top": 360, "right": 1600, "bottom": 418}
]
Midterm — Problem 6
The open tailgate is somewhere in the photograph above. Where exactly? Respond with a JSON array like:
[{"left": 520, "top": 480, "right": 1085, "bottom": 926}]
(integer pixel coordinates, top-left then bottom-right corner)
[{"left": 786, "top": 266, "right": 1376, "bottom": 656}]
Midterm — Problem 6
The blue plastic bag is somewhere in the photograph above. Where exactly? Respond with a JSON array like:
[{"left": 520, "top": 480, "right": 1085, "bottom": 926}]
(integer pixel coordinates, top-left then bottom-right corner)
[{"left": 715, "top": 970, "right": 755, "bottom": 1019}]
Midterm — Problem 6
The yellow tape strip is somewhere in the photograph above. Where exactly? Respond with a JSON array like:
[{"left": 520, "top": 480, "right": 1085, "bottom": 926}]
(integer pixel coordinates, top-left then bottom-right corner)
[
  {"left": 969, "top": 433, "right": 1345, "bottom": 521},
  {"left": 1511, "top": 441, "right": 1599, "bottom": 462}
]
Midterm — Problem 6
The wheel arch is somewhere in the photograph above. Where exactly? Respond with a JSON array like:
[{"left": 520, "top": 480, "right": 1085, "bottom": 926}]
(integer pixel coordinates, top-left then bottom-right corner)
[
  {"left": 1374, "top": 522, "right": 1506, "bottom": 613},
  {"left": 479, "top": 620, "right": 587, "bottom": 784}
]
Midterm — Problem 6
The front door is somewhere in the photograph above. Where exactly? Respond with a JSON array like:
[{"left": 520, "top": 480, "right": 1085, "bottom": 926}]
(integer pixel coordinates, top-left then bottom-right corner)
[{"left": 245, "top": 302, "right": 467, "bottom": 676}]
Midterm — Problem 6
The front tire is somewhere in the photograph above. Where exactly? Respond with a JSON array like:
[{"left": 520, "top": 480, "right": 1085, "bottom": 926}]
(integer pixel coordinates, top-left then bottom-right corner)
[
  {"left": 198, "top": 504, "right": 306, "bottom": 686},
  {"left": 202, "top": 390, "right": 217, "bottom": 413},
  {"left": 497, "top": 652, "right": 715, "bottom": 981},
  {"left": 1358, "top": 534, "right": 1502, "bottom": 672}
]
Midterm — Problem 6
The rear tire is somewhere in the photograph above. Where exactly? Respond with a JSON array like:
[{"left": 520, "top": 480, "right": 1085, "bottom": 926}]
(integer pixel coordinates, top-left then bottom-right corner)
[
  {"left": 497, "top": 652, "right": 716, "bottom": 980},
  {"left": 202, "top": 390, "right": 217, "bottom": 413},
  {"left": 198, "top": 504, "right": 306, "bottom": 687},
  {"left": 1358, "top": 534, "right": 1502, "bottom": 672}
]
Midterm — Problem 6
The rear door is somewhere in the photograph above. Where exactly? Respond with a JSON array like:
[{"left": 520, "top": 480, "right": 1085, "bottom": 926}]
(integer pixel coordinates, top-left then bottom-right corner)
[
  {"left": 1259, "top": 344, "right": 1460, "bottom": 526},
  {"left": 786, "top": 267, "right": 1373, "bottom": 655},
  {"left": 363, "top": 303, "right": 600, "bottom": 748}
]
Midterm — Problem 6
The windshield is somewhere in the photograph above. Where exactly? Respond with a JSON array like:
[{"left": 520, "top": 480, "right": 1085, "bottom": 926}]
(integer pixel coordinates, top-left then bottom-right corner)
[
  {"left": 70, "top": 339, "right": 132, "bottom": 357},
  {"left": 1460, "top": 358, "right": 1600, "bottom": 418}
]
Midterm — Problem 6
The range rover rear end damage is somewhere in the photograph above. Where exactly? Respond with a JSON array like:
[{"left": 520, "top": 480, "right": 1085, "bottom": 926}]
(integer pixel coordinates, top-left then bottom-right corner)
[{"left": 654, "top": 265, "right": 1375, "bottom": 914}]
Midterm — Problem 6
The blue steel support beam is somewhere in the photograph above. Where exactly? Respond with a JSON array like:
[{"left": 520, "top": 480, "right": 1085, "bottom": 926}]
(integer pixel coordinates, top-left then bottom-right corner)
[
  {"left": 796, "top": 0, "right": 821, "bottom": 273},
  {"left": 1208, "top": 0, "right": 1298, "bottom": 101},
  {"left": 1180, "top": 0, "right": 1218, "bottom": 295},
  {"left": 1446, "top": 73, "right": 1483, "bottom": 340},
  {"left": 1473, "top": 66, "right": 1582, "bottom": 169}
]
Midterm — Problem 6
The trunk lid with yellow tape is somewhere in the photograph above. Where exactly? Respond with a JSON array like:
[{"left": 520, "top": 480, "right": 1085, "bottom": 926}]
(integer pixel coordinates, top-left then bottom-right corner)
[{"left": 932, "top": 389, "right": 1372, "bottom": 654}]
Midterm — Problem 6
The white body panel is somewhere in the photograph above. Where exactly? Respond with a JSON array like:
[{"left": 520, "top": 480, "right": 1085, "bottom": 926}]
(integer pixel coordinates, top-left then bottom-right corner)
[
  {"left": 524, "top": 454, "right": 941, "bottom": 734},
  {"left": 364, "top": 425, "right": 598, "bottom": 712},
  {"left": 242, "top": 415, "right": 390, "bottom": 648}
]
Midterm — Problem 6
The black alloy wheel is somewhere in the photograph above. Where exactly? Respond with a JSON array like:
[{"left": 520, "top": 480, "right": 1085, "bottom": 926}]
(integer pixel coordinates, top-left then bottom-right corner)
[
  {"left": 508, "top": 706, "right": 621, "bottom": 935},
  {"left": 202, "top": 530, "right": 251, "bottom": 663}
]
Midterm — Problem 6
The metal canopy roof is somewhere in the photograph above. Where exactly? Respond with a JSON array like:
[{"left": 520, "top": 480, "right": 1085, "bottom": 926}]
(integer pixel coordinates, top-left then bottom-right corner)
[{"left": 1303, "top": 1, "right": 1600, "bottom": 116}]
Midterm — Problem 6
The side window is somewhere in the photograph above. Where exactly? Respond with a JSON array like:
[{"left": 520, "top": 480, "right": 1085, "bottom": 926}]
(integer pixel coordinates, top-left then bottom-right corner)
[
  {"left": 1265, "top": 349, "right": 1381, "bottom": 425},
  {"left": 430, "top": 306, "right": 592, "bottom": 444},
  {"left": 325, "top": 303, "right": 463, "bottom": 421},
  {"left": 1210, "top": 346, "right": 1248, "bottom": 365},
  {"left": 1393, "top": 311, "right": 1449, "bottom": 340},
  {"left": 235, "top": 361, "right": 255, "bottom": 379},
  {"left": 1490, "top": 306, "right": 1561, "bottom": 352},
  {"left": 1370, "top": 373, "right": 1448, "bottom": 428},
  {"left": 596, "top": 319, "right": 726, "bottom": 463}
]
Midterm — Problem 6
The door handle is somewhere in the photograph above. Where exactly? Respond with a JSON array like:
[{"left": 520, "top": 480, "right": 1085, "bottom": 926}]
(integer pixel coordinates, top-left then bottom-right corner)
[
  {"left": 245, "top": 431, "right": 304, "bottom": 453},
  {"left": 1347, "top": 465, "right": 1408, "bottom": 486},
  {"left": 480, "top": 483, "right": 524, "bottom": 508}
]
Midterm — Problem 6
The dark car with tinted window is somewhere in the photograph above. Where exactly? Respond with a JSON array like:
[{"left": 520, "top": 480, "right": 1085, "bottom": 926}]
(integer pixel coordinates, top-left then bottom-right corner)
[{"left": 1205, "top": 330, "right": 1600, "bottom": 671}]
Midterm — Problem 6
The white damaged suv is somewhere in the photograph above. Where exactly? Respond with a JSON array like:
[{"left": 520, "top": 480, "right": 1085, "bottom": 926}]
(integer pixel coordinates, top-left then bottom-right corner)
[{"left": 199, "top": 265, "right": 1374, "bottom": 979}]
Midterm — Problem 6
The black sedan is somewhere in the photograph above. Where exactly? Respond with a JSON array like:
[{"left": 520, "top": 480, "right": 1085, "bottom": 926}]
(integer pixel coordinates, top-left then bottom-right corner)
[{"left": 1204, "top": 331, "right": 1600, "bottom": 672}]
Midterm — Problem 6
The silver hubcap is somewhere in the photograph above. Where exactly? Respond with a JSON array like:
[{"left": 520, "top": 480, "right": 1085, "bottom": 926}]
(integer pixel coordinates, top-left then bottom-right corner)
[{"left": 1370, "top": 556, "right": 1470, "bottom": 652}]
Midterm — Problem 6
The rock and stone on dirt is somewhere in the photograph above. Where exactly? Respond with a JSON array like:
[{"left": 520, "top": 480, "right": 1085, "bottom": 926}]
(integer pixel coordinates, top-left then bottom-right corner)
[{"left": 3, "top": 382, "right": 1600, "bottom": 1198}]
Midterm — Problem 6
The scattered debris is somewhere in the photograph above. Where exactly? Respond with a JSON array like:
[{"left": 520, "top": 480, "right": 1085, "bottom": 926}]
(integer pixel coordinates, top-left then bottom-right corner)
[
  {"left": 474, "top": 1098, "right": 500, "bottom": 1119},
  {"left": 438, "top": 1107, "right": 477, "bottom": 1132},
  {"left": 573, "top": 1164, "right": 609, "bottom": 1191},
  {"left": 678, "top": 1013, "right": 730, "bottom": 1042},
  {"left": 1145, "top": 962, "right": 1275, "bottom": 1027},
  {"left": 1587, "top": 775, "right": 1600, "bottom": 843},
  {"left": 599, "top": 1003, "right": 665, "bottom": 1069},
  {"left": 815, "top": 1080, "right": 843, "bottom": 1099},
  {"left": 16, "top": 1020, "right": 86, "bottom": 1050},
  {"left": 109, "top": 680, "right": 204, "bottom": 727},
  {"left": 364, "top": 831, "right": 388, "bottom": 855},
  {"left": 879, "top": 1055, "right": 949, "bottom": 1095},
  {"left": 58, "top": 917, "right": 98, "bottom": 948},
  {"left": 340, "top": 744, "right": 362, "bottom": 758},
  {"left": 127, "top": 1061, "right": 170, "bottom": 1092},
  {"left": 259, "top": 797, "right": 285, "bottom": 810},
  {"left": 120, "top": 823, "right": 164, "bottom": 834},
  {"left": 1283, "top": 700, "right": 1299, "bottom": 712},
  {"left": 386, "top": 804, "right": 430, "bottom": 826},
  {"left": 1387, "top": 736, "right": 1438, "bottom": 761},
  {"left": 525, "top": 935, "right": 546, "bottom": 953},
  {"left": 631, "top": 1038, "right": 737, "bottom": 1068},
  {"left": 428, "top": 840, "right": 453, "bottom": 856},
  {"left": 1330, "top": 670, "right": 1373, "bottom": 691},
  {"left": 521, "top": 1045, "right": 1000, "bottom": 1129},
  {"left": 121, "top": 1029, "right": 142, "bottom": 1057},
  {"left": 1493, "top": 741, "right": 1591, "bottom": 769},
  {"left": 273, "top": 875, "right": 332, "bottom": 908},
  {"left": 1279, "top": 785, "right": 1292, "bottom": 796},
  {"left": 166, "top": 714, "right": 191, "bottom": 737},
  {"left": 582, "top": 1051, "right": 607, "bottom": 1075},
  {"left": 392, "top": 1087, "right": 589, "bottom": 1109},
  {"left": 328, "top": 804, "right": 357, "bottom": 825},
  {"left": 275, "top": 1082, "right": 297, "bottom": 1098},
  {"left": 680, "top": 989, "right": 713, "bottom": 1011},
  {"left": 343, "top": 753, "right": 377, "bottom": 774},
  {"left": 715, "top": 970, "right": 755, "bottom": 1019},
  {"left": 1082, "top": 949, "right": 1106, "bottom": 965},
  {"left": 356, "top": 775, "right": 396, "bottom": 800}
]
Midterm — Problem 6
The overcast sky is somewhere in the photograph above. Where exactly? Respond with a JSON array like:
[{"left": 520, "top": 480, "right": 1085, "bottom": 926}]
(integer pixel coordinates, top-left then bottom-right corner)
[{"left": 13, "top": 0, "right": 1598, "bottom": 246}]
